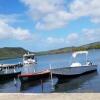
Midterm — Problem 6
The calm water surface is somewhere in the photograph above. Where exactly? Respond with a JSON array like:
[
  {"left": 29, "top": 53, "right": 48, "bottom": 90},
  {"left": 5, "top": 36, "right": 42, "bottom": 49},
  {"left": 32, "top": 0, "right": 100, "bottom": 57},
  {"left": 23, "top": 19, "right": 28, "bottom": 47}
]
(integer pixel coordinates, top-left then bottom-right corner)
[{"left": 0, "top": 49, "right": 100, "bottom": 93}]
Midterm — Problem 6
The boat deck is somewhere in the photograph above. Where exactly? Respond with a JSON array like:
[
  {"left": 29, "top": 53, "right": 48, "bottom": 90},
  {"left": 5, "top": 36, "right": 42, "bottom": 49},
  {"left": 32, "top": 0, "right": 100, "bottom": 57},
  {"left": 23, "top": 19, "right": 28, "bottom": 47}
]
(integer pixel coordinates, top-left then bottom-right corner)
[
  {"left": 0, "top": 63, "right": 23, "bottom": 69},
  {"left": 51, "top": 65, "right": 97, "bottom": 77}
]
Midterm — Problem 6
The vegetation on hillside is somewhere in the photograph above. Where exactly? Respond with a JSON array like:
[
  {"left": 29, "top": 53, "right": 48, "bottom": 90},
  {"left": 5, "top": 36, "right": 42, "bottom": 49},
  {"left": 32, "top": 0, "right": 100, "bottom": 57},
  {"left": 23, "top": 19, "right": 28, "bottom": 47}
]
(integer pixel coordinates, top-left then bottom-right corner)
[
  {"left": 0, "top": 42, "right": 100, "bottom": 59},
  {"left": 37, "top": 42, "right": 100, "bottom": 55},
  {"left": 0, "top": 47, "right": 29, "bottom": 59}
]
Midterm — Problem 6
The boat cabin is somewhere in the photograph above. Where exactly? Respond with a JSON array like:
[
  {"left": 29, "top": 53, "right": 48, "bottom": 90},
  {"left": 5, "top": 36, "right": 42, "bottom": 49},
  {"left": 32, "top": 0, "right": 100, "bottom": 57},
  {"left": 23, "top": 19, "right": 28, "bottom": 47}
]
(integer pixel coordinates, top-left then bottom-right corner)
[{"left": 23, "top": 53, "right": 36, "bottom": 64}]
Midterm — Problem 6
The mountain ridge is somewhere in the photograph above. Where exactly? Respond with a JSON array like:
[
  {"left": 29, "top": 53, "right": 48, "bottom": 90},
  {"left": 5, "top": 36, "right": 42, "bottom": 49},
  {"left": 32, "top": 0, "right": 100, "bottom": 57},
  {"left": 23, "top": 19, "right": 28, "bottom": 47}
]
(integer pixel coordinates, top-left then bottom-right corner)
[
  {"left": 36, "top": 41, "right": 100, "bottom": 55},
  {"left": 0, "top": 41, "right": 100, "bottom": 59}
]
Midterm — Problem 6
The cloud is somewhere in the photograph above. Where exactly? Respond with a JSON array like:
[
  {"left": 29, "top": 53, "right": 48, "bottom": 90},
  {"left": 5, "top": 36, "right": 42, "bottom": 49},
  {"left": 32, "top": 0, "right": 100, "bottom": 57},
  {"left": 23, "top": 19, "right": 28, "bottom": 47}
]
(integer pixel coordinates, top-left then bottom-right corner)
[
  {"left": 38, "top": 28, "right": 100, "bottom": 50},
  {"left": 20, "top": 0, "right": 74, "bottom": 30},
  {"left": 0, "top": 14, "right": 23, "bottom": 24},
  {"left": 21, "top": 0, "right": 100, "bottom": 30},
  {"left": 70, "top": 0, "right": 100, "bottom": 23},
  {"left": 12, "top": 27, "right": 32, "bottom": 40},
  {"left": 46, "top": 37, "right": 64, "bottom": 44},
  {"left": 66, "top": 33, "right": 79, "bottom": 42},
  {"left": 0, "top": 17, "right": 32, "bottom": 40},
  {"left": 36, "top": 11, "right": 73, "bottom": 30},
  {"left": 83, "top": 28, "right": 100, "bottom": 42},
  {"left": 39, "top": 33, "right": 79, "bottom": 49}
]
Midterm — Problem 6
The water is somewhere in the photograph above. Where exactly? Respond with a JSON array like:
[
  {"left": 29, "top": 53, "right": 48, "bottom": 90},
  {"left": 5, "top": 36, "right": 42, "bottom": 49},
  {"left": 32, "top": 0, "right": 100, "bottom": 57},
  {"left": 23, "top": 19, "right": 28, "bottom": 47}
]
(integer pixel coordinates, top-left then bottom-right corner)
[{"left": 0, "top": 49, "right": 100, "bottom": 93}]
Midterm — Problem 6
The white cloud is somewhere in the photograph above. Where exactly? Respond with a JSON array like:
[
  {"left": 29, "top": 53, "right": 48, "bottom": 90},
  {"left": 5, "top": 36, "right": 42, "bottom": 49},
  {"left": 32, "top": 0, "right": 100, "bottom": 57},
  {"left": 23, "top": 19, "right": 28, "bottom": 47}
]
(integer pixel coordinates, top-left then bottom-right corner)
[
  {"left": 0, "top": 18, "right": 32, "bottom": 40},
  {"left": 66, "top": 33, "right": 79, "bottom": 42},
  {"left": 21, "top": 0, "right": 100, "bottom": 30},
  {"left": 83, "top": 28, "right": 100, "bottom": 42},
  {"left": 46, "top": 37, "right": 64, "bottom": 44},
  {"left": 36, "top": 11, "right": 73, "bottom": 30},
  {"left": 39, "top": 28, "right": 100, "bottom": 50},
  {"left": 12, "top": 27, "right": 32, "bottom": 40},
  {"left": 0, "top": 14, "right": 23, "bottom": 24},
  {"left": 21, "top": 0, "right": 74, "bottom": 30},
  {"left": 70, "top": 0, "right": 100, "bottom": 23},
  {"left": 40, "top": 33, "right": 79, "bottom": 48},
  {"left": 0, "top": 20, "right": 13, "bottom": 39}
]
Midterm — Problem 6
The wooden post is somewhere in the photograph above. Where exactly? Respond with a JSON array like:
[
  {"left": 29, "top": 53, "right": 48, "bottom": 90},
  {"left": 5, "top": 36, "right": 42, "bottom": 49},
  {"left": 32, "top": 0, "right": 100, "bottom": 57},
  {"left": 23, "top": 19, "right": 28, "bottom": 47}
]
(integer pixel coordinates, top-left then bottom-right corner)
[
  {"left": 33, "top": 67, "right": 36, "bottom": 73},
  {"left": 86, "top": 53, "right": 88, "bottom": 64},
  {"left": 6, "top": 67, "right": 7, "bottom": 74},
  {"left": 14, "top": 78, "right": 16, "bottom": 85},
  {"left": 41, "top": 79, "right": 43, "bottom": 93},
  {"left": 50, "top": 64, "right": 54, "bottom": 90},
  {"left": 14, "top": 66, "right": 16, "bottom": 73}
]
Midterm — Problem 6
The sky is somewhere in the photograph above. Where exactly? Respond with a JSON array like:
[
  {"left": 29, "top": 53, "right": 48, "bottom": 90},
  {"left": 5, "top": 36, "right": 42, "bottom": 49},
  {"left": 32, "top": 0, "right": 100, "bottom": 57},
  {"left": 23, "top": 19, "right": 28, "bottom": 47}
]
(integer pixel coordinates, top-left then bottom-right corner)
[{"left": 0, "top": 0, "right": 100, "bottom": 52}]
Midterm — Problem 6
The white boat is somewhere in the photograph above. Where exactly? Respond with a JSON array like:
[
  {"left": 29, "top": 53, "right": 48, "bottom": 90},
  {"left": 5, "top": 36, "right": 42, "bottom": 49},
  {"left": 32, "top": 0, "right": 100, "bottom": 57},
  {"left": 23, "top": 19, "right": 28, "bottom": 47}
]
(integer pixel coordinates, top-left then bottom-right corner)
[
  {"left": 51, "top": 51, "right": 97, "bottom": 79},
  {"left": 23, "top": 53, "right": 36, "bottom": 65}
]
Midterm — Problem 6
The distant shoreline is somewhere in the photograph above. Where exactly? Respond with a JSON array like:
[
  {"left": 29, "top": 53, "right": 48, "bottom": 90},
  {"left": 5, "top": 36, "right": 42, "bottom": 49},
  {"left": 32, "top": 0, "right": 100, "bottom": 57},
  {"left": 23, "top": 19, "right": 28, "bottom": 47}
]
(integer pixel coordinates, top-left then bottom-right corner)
[
  {"left": 0, "top": 49, "right": 100, "bottom": 60},
  {"left": 36, "top": 48, "right": 100, "bottom": 56},
  {"left": 0, "top": 57, "right": 21, "bottom": 61},
  {"left": 0, "top": 41, "right": 100, "bottom": 59}
]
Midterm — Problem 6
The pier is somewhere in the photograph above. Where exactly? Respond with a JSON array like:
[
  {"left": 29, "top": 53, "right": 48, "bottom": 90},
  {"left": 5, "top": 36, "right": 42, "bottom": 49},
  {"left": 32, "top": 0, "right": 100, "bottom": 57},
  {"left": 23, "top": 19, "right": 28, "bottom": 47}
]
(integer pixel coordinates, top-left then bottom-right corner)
[
  {"left": 0, "top": 93, "right": 100, "bottom": 100},
  {"left": 0, "top": 63, "right": 23, "bottom": 69}
]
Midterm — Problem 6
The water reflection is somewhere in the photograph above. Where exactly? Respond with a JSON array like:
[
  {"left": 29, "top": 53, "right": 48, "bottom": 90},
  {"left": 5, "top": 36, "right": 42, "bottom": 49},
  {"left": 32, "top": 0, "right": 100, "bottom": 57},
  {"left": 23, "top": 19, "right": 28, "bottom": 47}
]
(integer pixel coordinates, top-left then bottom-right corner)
[
  {"left": 20, "top": 78, "right": 58, "bottom": 93},
  {"left": 21, "top": 79, "right": 48, "bottom": 92},
  {"left": 0, "top": 49, "right": 99, "bottom": 92},
  {"left": 54, "top": 71, "right": 98, "bottom": 92},
  {"left": 20, "top": 71, "right": 98, "bottom": 93}
]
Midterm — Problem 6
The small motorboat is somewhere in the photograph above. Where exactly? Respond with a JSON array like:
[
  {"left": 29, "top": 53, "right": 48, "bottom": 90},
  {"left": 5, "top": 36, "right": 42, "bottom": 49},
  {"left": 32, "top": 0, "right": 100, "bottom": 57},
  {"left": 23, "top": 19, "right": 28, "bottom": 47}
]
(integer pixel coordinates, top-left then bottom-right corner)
[
  {"left": 51, "top": 51, "right": 97, "bottom": 79},
  {"left": 23, "top": 52, "right": 36, "bottom": 65},
  {"left": 18, "top": 70, "right": 50, "bottom": 83}
]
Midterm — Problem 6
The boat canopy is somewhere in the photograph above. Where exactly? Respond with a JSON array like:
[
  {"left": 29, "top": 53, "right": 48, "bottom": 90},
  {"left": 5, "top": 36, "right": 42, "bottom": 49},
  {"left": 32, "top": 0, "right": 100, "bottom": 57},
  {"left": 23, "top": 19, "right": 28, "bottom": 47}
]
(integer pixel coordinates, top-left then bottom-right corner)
[
  {"left": 23, "top": 53, "right": 35, "bottom": 57},
  {"left": 72, "top": 51, "right": 88, "bottom": 58}
]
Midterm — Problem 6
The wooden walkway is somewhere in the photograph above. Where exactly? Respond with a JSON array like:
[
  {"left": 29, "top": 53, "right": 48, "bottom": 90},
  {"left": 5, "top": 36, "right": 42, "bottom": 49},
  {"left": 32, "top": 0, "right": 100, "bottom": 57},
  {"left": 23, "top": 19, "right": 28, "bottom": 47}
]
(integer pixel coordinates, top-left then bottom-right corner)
[
  {"left": 0, "top": 93, "right": 100, "bottom": 100},
  {"left": 0, "top": 63, "right": 23, "bottom": 69}
]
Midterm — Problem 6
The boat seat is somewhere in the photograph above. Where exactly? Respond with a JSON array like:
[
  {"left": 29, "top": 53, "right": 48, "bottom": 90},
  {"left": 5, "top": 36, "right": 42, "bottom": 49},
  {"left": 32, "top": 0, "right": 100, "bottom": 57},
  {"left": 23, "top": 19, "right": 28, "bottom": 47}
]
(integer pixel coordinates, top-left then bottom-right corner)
[
  {"left": 70, "top": 62, "right": 82, "bottom": 67},
  {"left": 86, "top": 61, "right": 93, "bottom": 66}
]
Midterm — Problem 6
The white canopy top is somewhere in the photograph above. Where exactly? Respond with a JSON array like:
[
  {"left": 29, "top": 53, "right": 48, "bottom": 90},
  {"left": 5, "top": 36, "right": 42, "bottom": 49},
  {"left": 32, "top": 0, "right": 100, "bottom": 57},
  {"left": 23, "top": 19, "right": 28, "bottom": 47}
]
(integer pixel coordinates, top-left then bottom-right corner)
[
  {"left": 23, "top": 53, "right": 35, "bottom": 57},
  {"left": 72, "top": 51, "right": 88, "bottom": 58}
]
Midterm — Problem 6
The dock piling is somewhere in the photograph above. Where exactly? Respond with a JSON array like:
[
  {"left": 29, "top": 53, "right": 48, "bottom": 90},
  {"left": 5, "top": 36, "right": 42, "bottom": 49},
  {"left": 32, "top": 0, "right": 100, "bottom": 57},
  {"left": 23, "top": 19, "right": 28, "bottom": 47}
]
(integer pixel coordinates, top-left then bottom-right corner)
[
  {"left": 49, "top": 64, "right": 54, "bottom": 90},
  {"left": 14, "top": 78, "right": 17, "bottom": 86},
  {"left": 40, "top": 79, "right": 44, "bottom": 93},
  {"left": 5, "top": 67, "right": 7, "bottom": 74},
  {"left": 14, "top": 66, "right": 16, "bottom": 73}
]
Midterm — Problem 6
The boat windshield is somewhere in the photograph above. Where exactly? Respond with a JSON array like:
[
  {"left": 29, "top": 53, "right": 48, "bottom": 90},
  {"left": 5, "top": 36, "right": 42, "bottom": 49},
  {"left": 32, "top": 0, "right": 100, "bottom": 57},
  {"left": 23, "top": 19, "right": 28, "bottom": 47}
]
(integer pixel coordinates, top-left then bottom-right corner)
[
  {"left": 72, "top": 51, "right": 88, "bottom": 58},
  {"left": 71, "top": 51, "right": 88, "bottom": 65},
  {"left": 24, "top": 56, "right": 34, "bottom": 60}
]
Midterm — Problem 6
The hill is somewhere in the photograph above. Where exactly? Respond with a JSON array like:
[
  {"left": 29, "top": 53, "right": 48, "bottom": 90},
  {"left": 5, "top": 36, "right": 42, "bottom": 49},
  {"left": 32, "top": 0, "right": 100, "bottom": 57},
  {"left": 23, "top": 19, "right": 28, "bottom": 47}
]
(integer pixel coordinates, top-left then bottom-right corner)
[
  {"left": 0, "top": 47, "right": 29, "bottom": 59},
  {"left": 37, "top": 41, "right": 100, "bottom": 55},
  {"left": 80, "top": 42, "right": 100, "bottom": 49},
  {"left": 0, "top": 41, "right": 100, "bottom": 59}
]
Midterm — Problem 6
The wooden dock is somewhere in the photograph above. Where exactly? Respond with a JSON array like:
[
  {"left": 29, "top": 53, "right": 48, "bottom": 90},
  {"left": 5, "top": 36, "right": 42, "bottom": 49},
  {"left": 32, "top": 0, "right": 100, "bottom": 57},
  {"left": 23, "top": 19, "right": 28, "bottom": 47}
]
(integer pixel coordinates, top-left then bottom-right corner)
[{"left": 0, "top": 63, "right": 23, "bottom": 69}]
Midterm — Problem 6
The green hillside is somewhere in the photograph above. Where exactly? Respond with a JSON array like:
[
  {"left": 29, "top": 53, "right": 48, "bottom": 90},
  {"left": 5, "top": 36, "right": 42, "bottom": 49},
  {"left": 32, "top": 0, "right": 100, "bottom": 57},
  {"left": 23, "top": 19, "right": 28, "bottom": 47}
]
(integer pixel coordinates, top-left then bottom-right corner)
[
  {"left": 0, "top": 41, "right": 100, "bottom": 59},
  {"left": 0, "top": 47, "right": 29, "bottom": 59},
  {"left": 37, "top": 41, "right": 100, "bottom": 55}
]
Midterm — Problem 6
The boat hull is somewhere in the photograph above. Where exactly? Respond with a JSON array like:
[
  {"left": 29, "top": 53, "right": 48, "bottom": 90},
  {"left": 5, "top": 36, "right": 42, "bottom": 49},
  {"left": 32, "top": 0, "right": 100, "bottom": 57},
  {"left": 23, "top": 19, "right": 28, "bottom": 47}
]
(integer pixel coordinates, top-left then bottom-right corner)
[
  {"left": 51, "top": 65, "right": 97, "bottom": 79},
  {"left": 19, "top": 70, "right": 50, "bottom": 83},
  {"left": 0, "top": 71, "right": 21, "bottom": 80}
]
